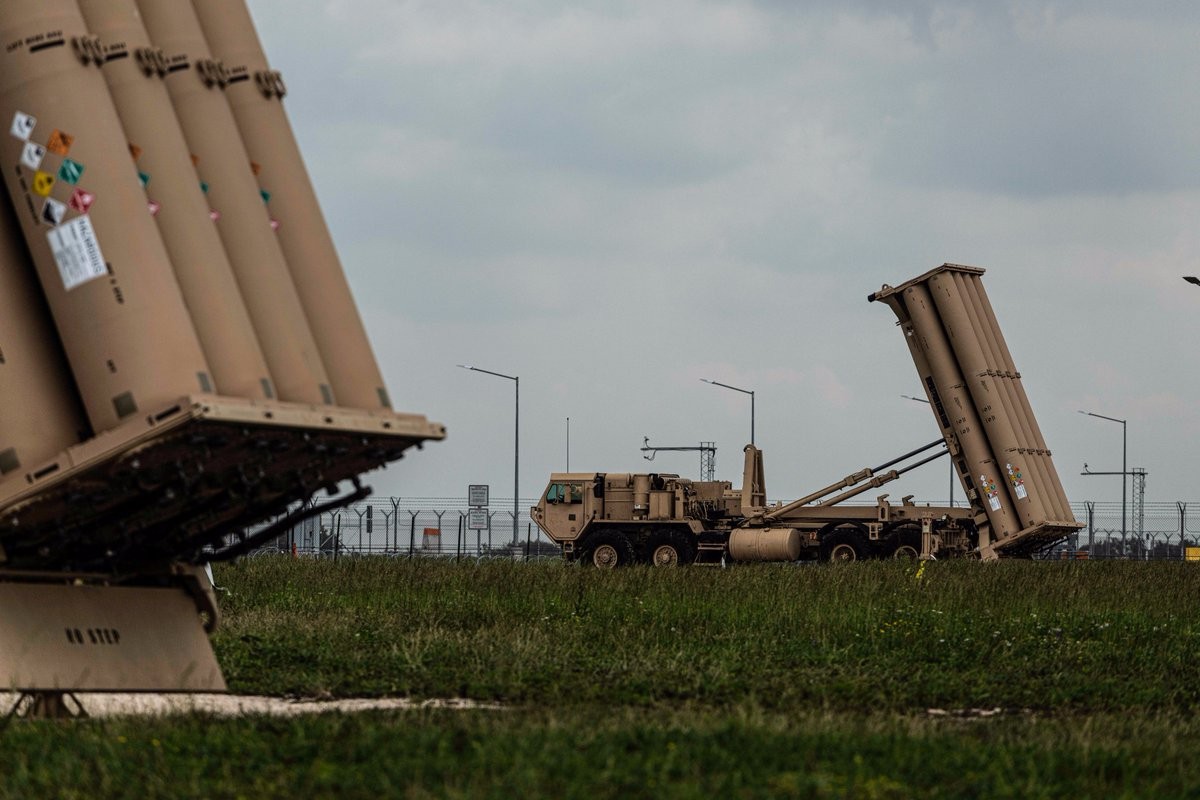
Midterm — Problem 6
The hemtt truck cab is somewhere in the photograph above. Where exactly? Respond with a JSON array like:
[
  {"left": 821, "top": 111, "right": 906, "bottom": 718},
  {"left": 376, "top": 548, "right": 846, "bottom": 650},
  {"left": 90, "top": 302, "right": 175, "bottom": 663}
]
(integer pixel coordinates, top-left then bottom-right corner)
[{"left": 532, "top": 472, "right": 742, "bottom": 567}]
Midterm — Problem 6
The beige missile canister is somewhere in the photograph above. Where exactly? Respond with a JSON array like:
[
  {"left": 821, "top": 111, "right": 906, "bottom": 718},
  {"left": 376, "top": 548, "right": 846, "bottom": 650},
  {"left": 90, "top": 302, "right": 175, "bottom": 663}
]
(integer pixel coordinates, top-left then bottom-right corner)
[
  {"left": 0, "top": 0, "right": 212, "bottom": 433},
  {"left": 900, "top": 284, "right": 1022, "bottom": 541},
  {"left": 78, "top": 0, "right": 274, "bottom": 402},
  {"left": 957, "top": 273, "right": 1073, "bottom": 522},
  {"left": 135, "top": 0, "right": 334, "bottom": 406},
  {"left": 0, "top": 192, "right": 88, "bottom": 477},
  {"left": 192, "top": 0, "right": 391, "bottom": 410},
  {"left": 927, "top": 271, "right": 1052, "bottom": 528}
]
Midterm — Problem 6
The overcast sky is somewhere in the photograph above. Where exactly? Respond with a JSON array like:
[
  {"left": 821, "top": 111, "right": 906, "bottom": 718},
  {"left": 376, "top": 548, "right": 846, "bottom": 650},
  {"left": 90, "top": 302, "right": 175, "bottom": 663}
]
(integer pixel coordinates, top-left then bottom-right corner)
[{"left": 248, "top": 0, "right": 1200, "bottom": 509}]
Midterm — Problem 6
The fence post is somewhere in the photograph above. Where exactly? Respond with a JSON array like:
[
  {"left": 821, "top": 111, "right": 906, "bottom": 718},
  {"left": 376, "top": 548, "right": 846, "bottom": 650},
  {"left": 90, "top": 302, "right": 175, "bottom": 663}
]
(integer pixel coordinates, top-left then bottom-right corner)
[
  {"left": 355, "top": 506, "right": 367, "bottom": 553},
  {"left": 1085, "top": 502, "right": 1094, "bottom": 557},
  {"left": 333, "top": 512, "right": 341, "bottom": 562},
  {"left": 434, "top": 510, "right": 447, "bottom": 556},
  {"left": 1178, "top": 502, "right": 1187, "bottom": 560},
  {"left": 388, "top": 498, "right": 400, "bottom": 552},
  {"left": 456, "top": 513, "right": 463, "bottom": 562},
  {"left": 408, "top": 510, "right": 419, "bottom": 557}
]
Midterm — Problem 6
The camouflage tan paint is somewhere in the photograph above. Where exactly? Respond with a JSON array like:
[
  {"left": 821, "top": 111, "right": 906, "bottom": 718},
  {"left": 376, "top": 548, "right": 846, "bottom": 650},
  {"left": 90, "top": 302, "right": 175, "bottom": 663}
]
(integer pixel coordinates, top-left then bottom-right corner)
[
  {"left": 78, "top": 0, "right": 275, "bottom": 401},
  {"left": 192, "top": 0, "right": 392, "bottom": 410},
  {"left": 0, "top": 0, "right": 211, "bottom": 432}
]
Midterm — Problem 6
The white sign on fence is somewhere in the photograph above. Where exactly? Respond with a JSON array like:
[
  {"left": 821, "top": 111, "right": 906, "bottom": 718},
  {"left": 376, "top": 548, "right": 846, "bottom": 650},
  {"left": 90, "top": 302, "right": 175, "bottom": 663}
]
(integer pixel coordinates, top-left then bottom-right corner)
[
  {"left": 468, "top": 484, "right": 489, "bottom": 507},
  {"left": 468, "top": 508, "right": 489, "bottom": 531}
]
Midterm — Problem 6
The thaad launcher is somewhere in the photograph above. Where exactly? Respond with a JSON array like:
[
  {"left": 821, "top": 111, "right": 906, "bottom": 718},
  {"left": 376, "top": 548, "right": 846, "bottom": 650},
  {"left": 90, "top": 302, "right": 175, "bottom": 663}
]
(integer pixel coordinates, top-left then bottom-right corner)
[
  {"left": 533, "top": 265, "right": 1080, "bottom": 565},
  {"left": 870, "top": 264, "right": 1081, "bottom": 559},
  {"left": 0, "top": 0, "right": 442, "bottom": 712}
]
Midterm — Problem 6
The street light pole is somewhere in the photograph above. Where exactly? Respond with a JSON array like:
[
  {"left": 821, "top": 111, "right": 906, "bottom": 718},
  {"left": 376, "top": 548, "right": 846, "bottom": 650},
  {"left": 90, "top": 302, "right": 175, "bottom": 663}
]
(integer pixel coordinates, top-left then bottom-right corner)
[
  {"left": 459, "top": 365, "right": 520, "bottom": 546},
  {"left": 566, "top": 417, "right": 570, "bottom": 472},
  {"left": 1079, "top": 410, "right": 1127, "bottom": 555},
  {"left": 901, "top": 394, "right": 954, "bottom": 507},
  {"left": 701, "top": 379, "right": 755, "bottom": 446}
]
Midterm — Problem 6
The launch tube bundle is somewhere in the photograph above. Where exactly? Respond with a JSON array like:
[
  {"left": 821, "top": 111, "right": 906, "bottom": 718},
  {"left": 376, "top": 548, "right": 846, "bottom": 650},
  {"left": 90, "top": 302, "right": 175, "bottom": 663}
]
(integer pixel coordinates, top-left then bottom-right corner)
[{"left": 0, "top": 0, "right": 442, "bottom": 707}]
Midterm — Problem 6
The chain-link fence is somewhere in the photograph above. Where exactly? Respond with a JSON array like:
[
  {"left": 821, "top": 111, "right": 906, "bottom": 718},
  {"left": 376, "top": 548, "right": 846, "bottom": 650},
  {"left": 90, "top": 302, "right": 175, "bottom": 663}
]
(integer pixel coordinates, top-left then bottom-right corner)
[
  {"left": 247, "top": 497, "right": 558, "bottom": 561},
  {"left": 1052, "top": 501, "right": 1200, "bottom": 560},
  {"left": 247, "top": 498, "right": 1200, "bottom": 561}
]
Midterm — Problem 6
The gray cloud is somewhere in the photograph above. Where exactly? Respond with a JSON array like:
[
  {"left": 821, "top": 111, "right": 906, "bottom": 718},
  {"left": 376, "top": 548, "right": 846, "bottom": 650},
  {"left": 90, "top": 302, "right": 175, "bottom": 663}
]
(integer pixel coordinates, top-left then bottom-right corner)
[{"left": 247, "top": 1, "right": 1200, "bottom": 507}]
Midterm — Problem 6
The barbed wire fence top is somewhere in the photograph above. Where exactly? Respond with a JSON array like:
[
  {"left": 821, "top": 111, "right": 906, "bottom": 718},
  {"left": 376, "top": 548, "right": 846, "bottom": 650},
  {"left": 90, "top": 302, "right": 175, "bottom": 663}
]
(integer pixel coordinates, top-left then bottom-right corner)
[{"left": 242, "top": 497, "right": 1200, "bottom": 561}]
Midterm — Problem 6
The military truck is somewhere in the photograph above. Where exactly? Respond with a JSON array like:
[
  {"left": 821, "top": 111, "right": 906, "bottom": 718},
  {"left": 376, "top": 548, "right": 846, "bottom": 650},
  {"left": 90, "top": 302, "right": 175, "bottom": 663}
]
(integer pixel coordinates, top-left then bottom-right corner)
[
  {"left": 533, "top": 440, "right": 978, "bottom": 566},
  {"left": 532, "top": 264, "right": 1081, "bottom": 565}
]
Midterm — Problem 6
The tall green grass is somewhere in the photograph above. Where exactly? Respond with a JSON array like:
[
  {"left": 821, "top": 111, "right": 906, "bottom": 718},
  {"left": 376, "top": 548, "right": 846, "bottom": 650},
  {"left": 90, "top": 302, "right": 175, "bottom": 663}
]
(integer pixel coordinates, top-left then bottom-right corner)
[
  {"left": 213, "top": 558, "right": 1200, "bottom": 712},
  {"left": 3, "top": 559, "right": 1198, "bottom": 798},
  {"left": 3, "top": 708, "right": 1198, "bottom": 799}
]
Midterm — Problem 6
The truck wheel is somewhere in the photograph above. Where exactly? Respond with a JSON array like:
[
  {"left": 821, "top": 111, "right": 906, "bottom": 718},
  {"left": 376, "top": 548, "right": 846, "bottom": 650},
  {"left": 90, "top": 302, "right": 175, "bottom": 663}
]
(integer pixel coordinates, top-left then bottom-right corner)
[
  {"left": 821, "top": 527, "right": 868, "bottom": 562},
  {"left": 588, "top": 532, "right": 635, "bottom": 569},
  {"left": 886, "top": 524, "right": 922, "bottom": 560},
  {"left": 650, "top": 532, "right": 695, "bottom": 567}
]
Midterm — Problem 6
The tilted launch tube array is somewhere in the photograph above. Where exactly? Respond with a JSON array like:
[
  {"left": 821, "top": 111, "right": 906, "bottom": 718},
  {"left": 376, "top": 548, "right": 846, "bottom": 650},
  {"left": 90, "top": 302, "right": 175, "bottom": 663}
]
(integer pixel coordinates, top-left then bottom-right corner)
[
  {"left": 0, "top": 0, "right": 444, "bottom": 574},
  {"left": 871, "top": 264, "right": 1080, "bottom": 557},
  {"left": 191, "top": 0, "right": 394, "bottom": 411}
]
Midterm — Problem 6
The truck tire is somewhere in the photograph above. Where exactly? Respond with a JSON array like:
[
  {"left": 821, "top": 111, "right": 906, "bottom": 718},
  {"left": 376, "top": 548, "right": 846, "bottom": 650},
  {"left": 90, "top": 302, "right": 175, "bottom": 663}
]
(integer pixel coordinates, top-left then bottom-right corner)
[
  {"left": 821, "top": 526, "right": 869, "bottom": 562},
  {"left": 588, "top": 532, "right": 636, "bottom": 569},
  {"left": 885, "top": 523, "right": 922, "bottom": 560},
  {"left": 649, "top": 531, "right": 695, "bottom": 567}
]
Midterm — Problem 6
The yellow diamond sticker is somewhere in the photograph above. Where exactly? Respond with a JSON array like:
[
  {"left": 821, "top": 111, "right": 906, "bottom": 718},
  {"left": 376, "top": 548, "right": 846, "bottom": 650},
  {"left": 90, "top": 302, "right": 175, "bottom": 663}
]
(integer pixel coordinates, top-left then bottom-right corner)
[{"left": 32, "top": 170, "right": 55, "bottom": 197}]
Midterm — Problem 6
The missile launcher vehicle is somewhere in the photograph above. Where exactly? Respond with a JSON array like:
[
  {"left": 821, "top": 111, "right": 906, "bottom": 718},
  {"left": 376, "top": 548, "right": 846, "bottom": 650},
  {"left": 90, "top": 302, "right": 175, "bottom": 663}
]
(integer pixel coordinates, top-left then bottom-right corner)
[
  {"left": 0, "top": 0, "right": 443, "bottom": 715},
  {"left": 533, "top": 265, "right": 1081, "bottom": 565}
]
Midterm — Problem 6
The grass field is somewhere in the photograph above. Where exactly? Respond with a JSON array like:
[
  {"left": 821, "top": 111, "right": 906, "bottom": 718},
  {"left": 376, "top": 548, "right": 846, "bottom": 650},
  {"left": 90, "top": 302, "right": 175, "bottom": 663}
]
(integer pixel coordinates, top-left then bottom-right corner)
[{"left": 3, "top": 558, "right": 1199, "bottom": 798}]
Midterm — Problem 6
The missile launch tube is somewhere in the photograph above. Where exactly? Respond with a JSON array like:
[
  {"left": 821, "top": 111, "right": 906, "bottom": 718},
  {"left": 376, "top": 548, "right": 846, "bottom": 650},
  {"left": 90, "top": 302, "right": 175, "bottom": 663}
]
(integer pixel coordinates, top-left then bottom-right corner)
[
  {"left": 901, "top": 284, "right": 1022, "bottom": 540},
  {"left": 958, "top": 274, "right": 1073, "bottom": 520},
  {"left": 0, "top": 0, "right": 212, "bottom": 432},
  {"left": 947, "top": 271, "right": 1062, "bottom": 521},
  {"left": 191, "top": 0, "right": 392, "bottom": 410},
  {"left": 78, "top": 0, "right": 274, "bottom": 402},
  {"left": 135, "top": 0, "right": 334, "bottom": 406},
  {"left": 889, "top": 317, "right": 992, "bottom": 548},
  {"left": 0, "top": 192, "right": 88, "bottom": 477},
  {"left": 927, "top": 272, "right": 1052, "bottom": 527}
]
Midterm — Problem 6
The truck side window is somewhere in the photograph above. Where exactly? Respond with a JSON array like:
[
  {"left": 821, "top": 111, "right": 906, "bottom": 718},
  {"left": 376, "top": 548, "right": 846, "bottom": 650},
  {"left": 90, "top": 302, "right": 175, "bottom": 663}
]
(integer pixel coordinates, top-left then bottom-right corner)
[
  {"left": 546, "top": 483, "right": 566, "bottom": 504},
  {"left": 565, "top": 483, "right": 584, "bottom": 504}
]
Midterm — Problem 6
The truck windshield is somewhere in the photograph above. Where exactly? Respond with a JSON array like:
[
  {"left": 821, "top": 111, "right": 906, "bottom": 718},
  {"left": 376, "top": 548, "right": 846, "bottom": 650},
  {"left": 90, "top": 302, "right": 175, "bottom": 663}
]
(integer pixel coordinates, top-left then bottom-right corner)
[{"left": 546, "top": 483, "right": 582, "bottom": 504}]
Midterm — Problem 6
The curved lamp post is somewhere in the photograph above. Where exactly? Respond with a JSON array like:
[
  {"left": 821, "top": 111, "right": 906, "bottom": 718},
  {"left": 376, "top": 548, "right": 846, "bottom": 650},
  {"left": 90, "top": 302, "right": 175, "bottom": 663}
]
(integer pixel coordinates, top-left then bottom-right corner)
[
  {"left": 701, "top": 378, "right": 755, "bottom": 446},
  {"left": 459, "top": 365, "right": 519, "bottom": 545}
]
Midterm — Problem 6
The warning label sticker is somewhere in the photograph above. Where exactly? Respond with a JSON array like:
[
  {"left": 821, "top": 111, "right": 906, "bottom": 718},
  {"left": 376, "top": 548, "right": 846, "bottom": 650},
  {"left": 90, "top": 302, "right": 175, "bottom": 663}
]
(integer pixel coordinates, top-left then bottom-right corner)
[
  {"left": 1006, "top": 463, "right": 1028, "bottom": 501},
  {"left": 47, "top": 215, "right": 107, "bottom": 291},
  {"left": 21, "top": 142, "right": 46, "bottom": 171},
  {"left": 69, "top": 188, "right": 95, "bottom": 214},
  {"left": 10, "top": 111, "right": 36, "bottom": 141},
  {"left": 46, "top": 129, "right": 74, "bottom": 156},
  {"left": 41, "top": 197, "right": 66, "bottom": 226},
  {"left": 980, "top": 474, "right": 1002, "bottom": 512},
  {"left": 32, "top": 171, "right": 56, "bottom": 197},
  {"left": 58, "top": 158, "right": 84, "bottom": 185}
]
